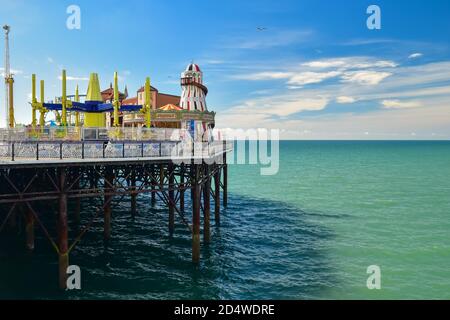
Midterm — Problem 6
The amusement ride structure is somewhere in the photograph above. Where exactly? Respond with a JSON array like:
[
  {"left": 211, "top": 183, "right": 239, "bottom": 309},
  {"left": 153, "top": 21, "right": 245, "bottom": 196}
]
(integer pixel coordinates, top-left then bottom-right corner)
[{"left": 26, "top": 65, "right": 216, "bottom": 142}]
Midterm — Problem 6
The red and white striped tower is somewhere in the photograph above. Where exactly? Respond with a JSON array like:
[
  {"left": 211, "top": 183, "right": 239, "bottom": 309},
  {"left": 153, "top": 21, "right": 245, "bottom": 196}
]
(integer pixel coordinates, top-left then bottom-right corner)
[
  {"left": 180, "top": 63, "right": 210, "bottom": 140},
  {"left": 180, "top": 63, "right": 208, "bottom": 111}
]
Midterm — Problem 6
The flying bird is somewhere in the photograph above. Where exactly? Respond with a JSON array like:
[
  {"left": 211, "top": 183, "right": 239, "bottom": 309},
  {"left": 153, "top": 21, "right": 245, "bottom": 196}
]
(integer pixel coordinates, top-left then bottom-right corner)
[{"left": 256, "top": 27, "right": 267, "bottom": 31}]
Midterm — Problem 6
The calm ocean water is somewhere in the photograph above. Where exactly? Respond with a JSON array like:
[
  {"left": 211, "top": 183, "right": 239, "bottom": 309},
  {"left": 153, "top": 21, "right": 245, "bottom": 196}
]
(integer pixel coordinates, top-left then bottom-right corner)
[{"left": 1, "top": 141, "right": 449, "bottom": 299}]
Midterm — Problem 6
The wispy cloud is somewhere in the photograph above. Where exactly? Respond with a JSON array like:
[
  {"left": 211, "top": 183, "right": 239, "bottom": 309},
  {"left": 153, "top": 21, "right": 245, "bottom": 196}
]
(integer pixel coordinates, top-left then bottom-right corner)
[
  {"left": 340, "top": 38, "right": 398, "bottom": 46},
  {"left": 381, "top": 99, "right": 421, "bottom": 109},
  {"left": 223, "top": 90, "right": 330, "bottom": 119},
  {"left": 232, "top": 56, "right": 396, "bottom": 87},
  {"left": 341, "top": 71, "right": 392, "bottom": 85},
  {"left": 302, "top": 58, "right": 397, "bottom": 69},
  {"left": 288, "top": 71, "right": 341, "bottom": 85},
  {"left": 0, "top": 67, "right": 23, "bottom": 76},
  {"left": 408, "top": 53, "right": 423, "bottom": 59},
  {"left": 302, "top": 60, "right": 347, "bottom": 68},
  {"left": 202, "top": 59, "right": 227, "bottom": 65},
  {"left": 234, "top": 71, "right": 293, "bottom": 80},
  {"left": 57, "top": 75, "right": 89, "bottom": 81},
  {"left": 336, "top": 96, "right": 357, "bottom": 104}
]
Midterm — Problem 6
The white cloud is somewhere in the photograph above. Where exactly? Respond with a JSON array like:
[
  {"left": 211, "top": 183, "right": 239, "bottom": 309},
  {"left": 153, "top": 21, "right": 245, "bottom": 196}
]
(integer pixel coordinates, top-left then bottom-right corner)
[
  {"left": 408, "top": 53, "right": 423, "bottom": 59},
  {"left": 287, "top": 85, "right": 303, "bottom": 90},
  {"left": 381, "top": 99, "right": 421, "bottom": 109},
  {"left": 233, "top": 70, "right": 340, "bottom": 85},
  {"left": 341, "top": 71, "right": 392, "bottom": 85},
  {"left": 287, "top": 71, "right": 341, "bottom": 86},
  {"left": 360, "top": 85, "right": 450, "bottom": 101},
  {"left": 232, "top": 56, "right": 396, "bottom": 88},
  {"left": 336, "top": 96, "right": 357, "bottom": 104},
  {"left": 203, "top": 59, "right": 226, "bottom": 65},
  {"left": 351, "top": 60, "right": 397, "bottom": 68},
  {"left": 234, "top": 71, "right": 293, "bottom": 80},
  {"left": 57, "top": 75, "right": 89, "bottom": 81},
  {"left": 250, "top": 89, "right": 275, "bottom": 95},
  {"left": 221, "top": 91, "right": 330, "bottom": 120},
  {"left": 263, "top": 97, "right": 329, "bottom": 116},
  {"left": 0, "top": 67, "right": 23, "bottom": 76},
  {"left": 302, "top": 60, "right": 347, "bottom": 68},
  {"left": 301, "top": 57, "right": 397, "bottom": 69}
]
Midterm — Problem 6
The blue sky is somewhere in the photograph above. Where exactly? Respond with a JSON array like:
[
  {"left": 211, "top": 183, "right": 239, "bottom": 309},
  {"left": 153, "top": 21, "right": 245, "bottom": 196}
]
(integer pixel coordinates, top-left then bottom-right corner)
[{"left": 1, "top": 0, "right": 449, "bottom": 139}]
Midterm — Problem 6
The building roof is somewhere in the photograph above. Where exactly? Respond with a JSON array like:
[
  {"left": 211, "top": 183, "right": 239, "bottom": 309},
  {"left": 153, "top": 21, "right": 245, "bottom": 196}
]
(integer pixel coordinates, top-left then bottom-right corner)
[
  {"left": 122, "top": 97, "right": 138, "bottom": 105},
  {"left": 159, "top": 104, "right": 182, "bottom": 111},
  {"left": 186, "top": 63, "right": 201, "bottom": 72},
  {"left": 156, "top": 93, "right": 180, "bottom": 108},
  {"left": 101, "top": 85, "right": 126, "bottom": 102},
  {"left": 137, "top": 85, "right": 158, "bottom": 93},
  {"left": 121, "top": 92, "right": 180, "bottom": 108}
]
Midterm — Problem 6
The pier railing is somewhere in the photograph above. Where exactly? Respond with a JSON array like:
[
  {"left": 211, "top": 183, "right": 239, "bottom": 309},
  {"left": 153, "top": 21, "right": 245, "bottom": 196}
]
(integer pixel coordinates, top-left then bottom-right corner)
[
  {"left": 0, "top": 140, "right": 233, "bottom": 162},
  {"left": 0, "top": 127, "right": 195, "bottom": 142}
]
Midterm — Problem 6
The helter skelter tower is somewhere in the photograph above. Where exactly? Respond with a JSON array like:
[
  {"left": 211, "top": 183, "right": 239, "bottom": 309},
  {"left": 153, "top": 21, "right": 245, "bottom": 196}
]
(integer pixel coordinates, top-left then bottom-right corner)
[
  {"left": 180, "top": 63, "right": 210, "bottom": 139},
  {"left": 180, "top": 63, "right": 208, "bottom": 111}
]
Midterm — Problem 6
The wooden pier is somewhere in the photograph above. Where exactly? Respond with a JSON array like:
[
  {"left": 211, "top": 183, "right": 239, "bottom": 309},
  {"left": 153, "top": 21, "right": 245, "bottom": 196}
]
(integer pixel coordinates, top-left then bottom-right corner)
[{"left": 0, "top": 140, "right": 231, "bottom": 289}]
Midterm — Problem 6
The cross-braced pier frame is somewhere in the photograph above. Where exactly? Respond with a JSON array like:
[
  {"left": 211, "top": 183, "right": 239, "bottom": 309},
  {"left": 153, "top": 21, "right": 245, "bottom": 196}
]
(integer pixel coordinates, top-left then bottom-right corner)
[{"left": 0, "top": 141, "right": 231, "bottom": 289}]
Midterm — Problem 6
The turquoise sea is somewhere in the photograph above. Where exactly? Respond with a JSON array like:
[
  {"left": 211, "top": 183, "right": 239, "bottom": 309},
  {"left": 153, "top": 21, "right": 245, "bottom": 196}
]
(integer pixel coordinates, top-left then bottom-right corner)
[{"left": 1, "top": 141, "right": 449, "bottom": 299}]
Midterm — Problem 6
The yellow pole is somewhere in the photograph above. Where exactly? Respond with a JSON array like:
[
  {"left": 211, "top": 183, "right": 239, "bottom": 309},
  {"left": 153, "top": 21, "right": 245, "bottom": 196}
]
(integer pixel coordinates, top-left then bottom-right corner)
[
  {"left": 75, "top": 84, "right": 80, "bottom": 127},
  {"left": 61, "top": 69, "right": 67, "bottom": 126},
  {"left": 40, "top": 80, "right": 44, "bottom": 105},
  {"left": 39, "top": 80, "right": 45, "bottom": 132},
  {"left": 113, "top": 71, "right": 120, "bottom": 127},
  {"left": 8, "top": 78, "right": 14, "bottom": 128},
  {"left": 31, "top": 74, "right": 36, "bottom": 103},
  {"left": 144, "top": 77, "right": 151, "bottom": 128},
  {"left": 31, "top": 74, "right": 37, "bottom": 131}
]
